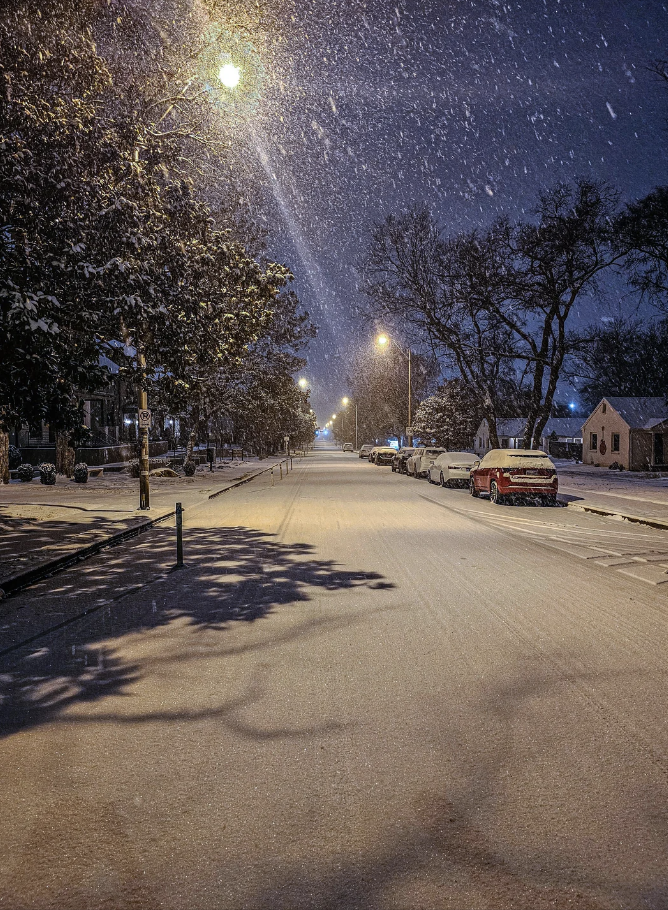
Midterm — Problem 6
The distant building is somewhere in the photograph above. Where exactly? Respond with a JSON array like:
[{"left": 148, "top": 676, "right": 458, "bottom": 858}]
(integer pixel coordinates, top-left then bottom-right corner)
[
  {"left": 581, "top": 397, "right": 668, "bottom": 471},
  {"left": 473, "top": 417, "right": 584, "bottom": 458}
]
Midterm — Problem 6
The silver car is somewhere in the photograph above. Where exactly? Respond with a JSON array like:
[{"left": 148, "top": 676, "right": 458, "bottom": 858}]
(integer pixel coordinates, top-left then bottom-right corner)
[
  {"left": 427, "top": 451, "right": 477, "bottom": 487},
  {"left": 406, "top": 447, "right": 447, "bottom": 478}
]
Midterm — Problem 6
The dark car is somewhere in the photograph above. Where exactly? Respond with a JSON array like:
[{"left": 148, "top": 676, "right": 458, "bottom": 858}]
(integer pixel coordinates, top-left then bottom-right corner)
[
  {"left": 392, "top": 447, "right": 415, "bottom": 473},
  {"left": 373, "top": 446, "right": 397, "bottom": 465},
  {"left": 470, "top": 449, "right": 558, "bottom": 505}
]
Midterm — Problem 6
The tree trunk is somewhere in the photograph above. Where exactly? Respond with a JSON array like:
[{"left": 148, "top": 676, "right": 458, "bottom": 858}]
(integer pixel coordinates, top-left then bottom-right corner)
[
  {"left": 0, "top": 430, "right": 9, "bottom": 484},
  {"left": 483, "top": 409, "right": 500, "bottom": 449},
  {"left": 55, "top": 431, "right": 76, "bottom": 477},
  {"left": 186, "top": 430, "right": 195, "bottom": 460}
]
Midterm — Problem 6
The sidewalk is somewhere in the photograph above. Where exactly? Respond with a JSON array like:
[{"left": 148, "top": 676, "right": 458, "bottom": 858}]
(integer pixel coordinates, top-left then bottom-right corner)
[
  {"left": 556, "top": 461, "right": 668, "bottom": 528},
  {"left": 0, "top": 455, "right": 295, "bottom": 596}
]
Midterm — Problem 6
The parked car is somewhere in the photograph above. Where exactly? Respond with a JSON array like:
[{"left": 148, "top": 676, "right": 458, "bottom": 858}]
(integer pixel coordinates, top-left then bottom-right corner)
[
  {"left": 342, "top": 443, "right": 354, "bottom": 452},
  {"left": 427, "top": 452, "right": 477, "bottom": 487},
  {"left": 406, "top": 447, "right": 447, "bottom": 478},
  {"left": 392, "top": 447, "right": 415, "bottom": 473},
  {"left": 469, "top": 449, "right": 558, "bottom": 505},
  {"left": 359, "top": 444, "right": 375, "bottom": 459},
  {"left": 372, "top": 446, "right": 397, "bottom": 466}
]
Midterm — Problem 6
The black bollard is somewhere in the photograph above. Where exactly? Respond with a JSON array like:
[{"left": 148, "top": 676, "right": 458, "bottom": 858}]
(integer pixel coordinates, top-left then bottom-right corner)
[{"left": 176, "top": 502, "right": 184, "bottom": 568}]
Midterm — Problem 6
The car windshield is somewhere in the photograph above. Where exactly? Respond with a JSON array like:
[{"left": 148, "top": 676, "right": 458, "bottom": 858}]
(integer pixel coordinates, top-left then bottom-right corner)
[{"left": 425, "top": 449, "right": 444, "bottom": 457}]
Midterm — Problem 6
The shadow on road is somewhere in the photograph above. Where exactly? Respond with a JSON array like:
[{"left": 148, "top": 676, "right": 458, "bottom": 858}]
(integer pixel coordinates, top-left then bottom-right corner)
[{"left": 0, "top": 526, "right": 393, "bottom": 738}]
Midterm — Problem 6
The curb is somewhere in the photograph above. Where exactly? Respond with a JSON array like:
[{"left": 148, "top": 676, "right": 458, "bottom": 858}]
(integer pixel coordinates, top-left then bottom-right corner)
[
  {"left": 0, "top": 459, "right": 292, "bottom": 602},
  {"left": 564, "top": 499, "right": 668, "bottom": 532}
]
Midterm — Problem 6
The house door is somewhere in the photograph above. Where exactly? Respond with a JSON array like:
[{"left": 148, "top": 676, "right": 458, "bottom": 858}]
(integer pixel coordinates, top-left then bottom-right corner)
[{"left": 655, "top": 433, "right": 665, "bottom": 465}]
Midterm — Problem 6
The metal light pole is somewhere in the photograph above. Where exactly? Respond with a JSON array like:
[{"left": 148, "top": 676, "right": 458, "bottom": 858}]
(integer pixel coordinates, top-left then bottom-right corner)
[
  {"left": 355, "top": 404, "right": 358, "bottom": 451},
  {"left": 407, "top": 348, "right": 412, "bottom": 446},
  {"left": 376, "top": 334, "right": 412, "bottom": 446}
]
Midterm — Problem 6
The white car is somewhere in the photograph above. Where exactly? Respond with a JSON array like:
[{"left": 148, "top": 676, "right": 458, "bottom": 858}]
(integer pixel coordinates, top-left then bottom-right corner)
[
  {"left": 427, "top": 451, "right": 477, "bottom": 487},
  {"left": 342, "top": 443, "right": 354, "bottom": 452},
  {"left": 406, "top": 447, "right": 447, "bottom": 478}
]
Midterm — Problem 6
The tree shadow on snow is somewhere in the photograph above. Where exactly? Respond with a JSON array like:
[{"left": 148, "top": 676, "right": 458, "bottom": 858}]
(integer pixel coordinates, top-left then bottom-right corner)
[{"left": 0, "top": 525, "right": 394, "bottom": 737}]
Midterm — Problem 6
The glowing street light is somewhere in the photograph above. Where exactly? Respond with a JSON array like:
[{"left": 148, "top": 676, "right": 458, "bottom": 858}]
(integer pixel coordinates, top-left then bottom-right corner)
[
  {"left": 298, "top": 377, "right": 309, "bottom": 389},
  {"left": 376, "top": 334, "right": 389, "bottom": 348},
  {"left": 332, "top": 414, "right": 337, "bottom": 420},
  {"left": 342, "top": 397, "right": 349, "bottom": 406},
  {"left": 218, "top": 63, "right": 241, "bottom": 88}
]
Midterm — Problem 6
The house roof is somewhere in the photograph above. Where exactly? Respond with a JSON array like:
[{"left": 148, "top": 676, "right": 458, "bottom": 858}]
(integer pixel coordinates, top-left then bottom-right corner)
[
  {"left": 495, "top": 417, "right": 583, "bottom": 439},
  {"left": 604, "top": 397, "right": 668, "bottom": 429},
  {"left": 496, "top": 418, "right": 526, "bottom": 438},
  {"left": 542, "top": 417, "right": 584, "bottom": 438}
]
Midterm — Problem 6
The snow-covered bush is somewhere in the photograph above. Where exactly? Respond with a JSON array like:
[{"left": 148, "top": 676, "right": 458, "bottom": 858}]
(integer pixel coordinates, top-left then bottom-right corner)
[
  {"left": 73, "top": 462, "right": 89, "bottom": 483},
  {"left": 17, "top": 463, "right": 34, "bottom": 482},
  {"left": 183, "top": 459, "right": 196, "bottom": 476},
  {"left": 127, "top": 459, "right": 140, "bottom": 478},
  {"left": 8, "top": 446, "right": 22, "bottom": 470},
  {"left": 39, "top": 463, "right": 56, "bottom": 485}
]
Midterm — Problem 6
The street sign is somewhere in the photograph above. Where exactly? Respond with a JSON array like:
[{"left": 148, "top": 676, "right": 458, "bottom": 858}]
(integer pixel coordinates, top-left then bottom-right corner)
[
  {"left": 284, "top": 435, "right": 290, "bottom": 442},
  {"left": 138, "top": 409, "right": 152, "bottom": 428},
  {"left": 406, "top": 426, "right": 414, "bottom": 436}
]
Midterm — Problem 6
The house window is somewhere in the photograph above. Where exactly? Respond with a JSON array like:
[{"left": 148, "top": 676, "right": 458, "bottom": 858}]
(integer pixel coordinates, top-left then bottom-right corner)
[
  {"left": 501, "top": 438, "right": 509, "bottom": 448},
  {"left": 602, "top": 403, "right": 607, "bottom": 414},
  {"left": 590, "top": 432, "right": 598, "bottom": 451},
  {"left": 478, "top": 437, "right": 482, "bottom": 448},
  {"left": 612, "top": 433, "right": 620, "bottom": 453}
]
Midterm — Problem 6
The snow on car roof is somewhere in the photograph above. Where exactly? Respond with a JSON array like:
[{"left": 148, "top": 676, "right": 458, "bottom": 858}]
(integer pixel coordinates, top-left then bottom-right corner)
[{"left": 479, "top": 449, "right": 554, "bottom": 468}]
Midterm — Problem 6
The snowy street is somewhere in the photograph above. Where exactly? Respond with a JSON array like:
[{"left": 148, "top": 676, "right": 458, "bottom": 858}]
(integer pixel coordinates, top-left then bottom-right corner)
[{"left": 2, "top": 445, "right": 668, "bottom": 909}]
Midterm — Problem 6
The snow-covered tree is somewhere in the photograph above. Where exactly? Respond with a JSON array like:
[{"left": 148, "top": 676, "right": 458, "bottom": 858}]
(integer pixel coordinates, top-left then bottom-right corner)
[{"left": 412, "top": 380, "right": 483, "bottom": 449}]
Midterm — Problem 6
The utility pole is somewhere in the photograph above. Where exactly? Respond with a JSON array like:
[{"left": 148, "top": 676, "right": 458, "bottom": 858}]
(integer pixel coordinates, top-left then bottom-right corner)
[{"left": 355, "top": 404, "right": 358, "bottom": 451}]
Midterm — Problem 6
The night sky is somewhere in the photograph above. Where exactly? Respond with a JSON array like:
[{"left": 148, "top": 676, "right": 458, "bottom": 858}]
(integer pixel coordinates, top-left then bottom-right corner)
[{"left": 221, "top": 0, "right": 668, "bottom": 423}]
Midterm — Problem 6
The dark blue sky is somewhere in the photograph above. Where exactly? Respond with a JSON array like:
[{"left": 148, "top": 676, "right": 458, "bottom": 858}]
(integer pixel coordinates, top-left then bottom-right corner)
[{"left": 238, "top": 0, "right": 668, "bottom": 423}]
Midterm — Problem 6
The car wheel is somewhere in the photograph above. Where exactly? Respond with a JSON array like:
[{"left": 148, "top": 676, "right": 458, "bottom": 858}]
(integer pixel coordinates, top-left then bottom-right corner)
[
  {"left": 490, "top": 480, "right": 504, "bottom": 505},
  {"left": 439, "top": 472, "right": 446, "bottom": 487},
  {"left": 469, "top": 479, "right": 478, "bottom": 497}
]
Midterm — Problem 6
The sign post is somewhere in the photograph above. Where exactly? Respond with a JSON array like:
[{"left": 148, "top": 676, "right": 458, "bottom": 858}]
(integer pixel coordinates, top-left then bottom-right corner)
[{"left": 137, "top": 405, "right": 151, "bottom": 510}]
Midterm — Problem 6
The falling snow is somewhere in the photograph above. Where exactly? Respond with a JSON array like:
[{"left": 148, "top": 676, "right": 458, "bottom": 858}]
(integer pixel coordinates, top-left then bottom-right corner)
[{"left": 212, "top": 0, "right": 668, "bottom": 413}]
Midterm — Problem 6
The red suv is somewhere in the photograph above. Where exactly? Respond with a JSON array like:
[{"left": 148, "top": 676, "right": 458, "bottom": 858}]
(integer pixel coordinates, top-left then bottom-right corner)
[{"left": 470, "top": 449, "right": 558, "bottom": 505}]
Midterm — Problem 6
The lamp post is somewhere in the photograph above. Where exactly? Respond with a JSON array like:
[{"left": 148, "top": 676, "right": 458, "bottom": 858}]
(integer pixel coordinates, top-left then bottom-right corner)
[
  {"left": 341, "top": 396, "right": 357, "bottom": 450},
  {"left": 376, "top": 334, "right": 412, "bottom": 445}
]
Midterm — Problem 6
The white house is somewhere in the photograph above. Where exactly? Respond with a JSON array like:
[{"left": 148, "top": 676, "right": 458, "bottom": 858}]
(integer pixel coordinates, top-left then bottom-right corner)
[
  {"left": 473, "top": 417, "right": 584, "bottom": 457},
  {"left": 581, "top": 397, "right": 668, "bottom": 470}
]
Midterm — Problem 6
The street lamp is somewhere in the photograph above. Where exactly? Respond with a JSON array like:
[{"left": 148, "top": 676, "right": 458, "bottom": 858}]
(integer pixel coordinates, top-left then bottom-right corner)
[
  {"left": 341, "top": 396, "right": 357, "bottom": 450},
  {"left": 298, "top": 377, "right": 309, "bottom": 389},
  {"left": 219, "top": 63, "right": 241, "bottom": 88},
  {"left": 376, "top": 332, "right": 413, "bottom": 446}
]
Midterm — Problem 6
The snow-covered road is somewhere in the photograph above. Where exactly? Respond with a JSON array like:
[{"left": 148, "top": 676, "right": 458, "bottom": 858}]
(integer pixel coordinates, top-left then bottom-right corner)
[{"left": 1, "top": 446, "right": 668, "bottom": 909}]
